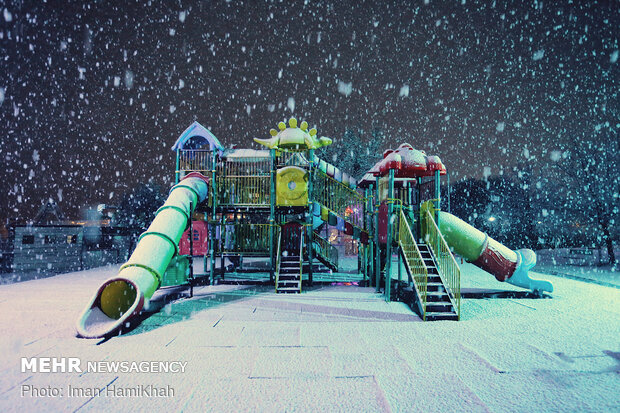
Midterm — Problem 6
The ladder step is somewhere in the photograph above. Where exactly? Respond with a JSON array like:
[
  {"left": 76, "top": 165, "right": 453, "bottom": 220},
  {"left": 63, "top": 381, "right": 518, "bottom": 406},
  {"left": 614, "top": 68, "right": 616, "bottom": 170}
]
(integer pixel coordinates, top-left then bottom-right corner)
[
  {"left": 426, "top": 294, "right": 449, "bottom": 302},
  {"left": 277, "top": 287, "right": 301, "bottom": 293},
  {"left": 425, "top": 312, "right": 458, "bottom": 321},
  {"left": 280, "top": 266, "right": 301, "bottom": 271},
  {"left": 278, "top": 274, "right": 300, "bottom": 280},
  {"left": 426, "top": 303, "right": 454, "bottom": 312}
]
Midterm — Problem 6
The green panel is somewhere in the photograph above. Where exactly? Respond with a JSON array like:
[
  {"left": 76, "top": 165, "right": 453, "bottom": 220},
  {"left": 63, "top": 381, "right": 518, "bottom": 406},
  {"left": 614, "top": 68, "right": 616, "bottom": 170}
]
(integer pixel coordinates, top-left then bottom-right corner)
[{"left": 438, "top": 212, "right": 485, "bottom": 261}]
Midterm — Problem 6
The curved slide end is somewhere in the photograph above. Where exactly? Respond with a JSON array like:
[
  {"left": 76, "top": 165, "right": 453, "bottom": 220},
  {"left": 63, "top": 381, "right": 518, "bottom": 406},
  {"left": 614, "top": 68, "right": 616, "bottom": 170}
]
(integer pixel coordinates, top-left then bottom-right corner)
[
  {"left": 506, "top": 249, "right": 553, "bottom": 294},
  {"left": 76, "top": 277, "right": 145, "bottom": 339}
]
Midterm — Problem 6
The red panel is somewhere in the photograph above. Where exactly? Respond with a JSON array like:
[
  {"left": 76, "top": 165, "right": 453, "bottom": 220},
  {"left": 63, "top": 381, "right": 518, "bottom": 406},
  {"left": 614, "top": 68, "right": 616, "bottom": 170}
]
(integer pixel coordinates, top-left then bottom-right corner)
[
  {"left": 344, "top": 221, "right": 354, "bottom": 236},
  {"left": 473, "top": 241, "right": 517, "bottom": 281},
  {"left": 378, "top": 202, "right": 389, "bottom": 244},
  {"left": 179, "top": 221, "right": 209, "bottom": 255}
]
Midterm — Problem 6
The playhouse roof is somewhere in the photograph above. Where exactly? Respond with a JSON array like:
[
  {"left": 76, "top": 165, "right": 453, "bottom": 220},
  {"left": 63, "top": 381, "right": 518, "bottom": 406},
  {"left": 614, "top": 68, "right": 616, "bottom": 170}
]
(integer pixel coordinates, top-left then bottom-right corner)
[
  {"left": 361, "top": 143, "right": 447, "bottom": 180},
  {"left": 171, "top": 122, "right": 225, "bottom": 155},
  {"left": 224, "top": 148, "right": 270, "bottom": 158}
]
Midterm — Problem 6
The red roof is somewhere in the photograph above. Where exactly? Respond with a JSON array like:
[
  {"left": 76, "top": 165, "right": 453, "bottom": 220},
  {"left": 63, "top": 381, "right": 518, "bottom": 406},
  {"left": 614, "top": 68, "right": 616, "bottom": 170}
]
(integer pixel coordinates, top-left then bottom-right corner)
[{"left": 365, "top": 143, "right": 447, "bottom": 179}]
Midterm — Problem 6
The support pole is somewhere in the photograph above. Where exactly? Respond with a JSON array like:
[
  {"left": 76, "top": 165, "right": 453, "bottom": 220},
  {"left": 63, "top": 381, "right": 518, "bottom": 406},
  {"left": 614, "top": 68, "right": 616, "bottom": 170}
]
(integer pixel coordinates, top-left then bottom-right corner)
[
  {"left": 446, "top": 171, "right": 450, "bottom": 214},
  {"left": 188, "top": 201, "right": 194, "bottom": 297},
  {"left": 209, "top": 150, "right": 217, "bottom": 285},
  {"left": 269, "top": 149, "right": 276, "bottom": 283},
  {"left": 385, "top": 168, "right": 395, "bottom": 301},
  {"left": 307, "top": 149, "right": 314, "bottom": 285},
  {"left": 175, "top": 149, "right": 181, "bottom": 184},
  {"left": 367, "top": 185, "right": 374, "bottom": 285},
  {"left": 417, "top": 176, "right": 423, "bottom": 242},
  {"left": 374, "top": 177, "right": 380, "bottom": 292},
  {"left": 434, "top": 169, "right": 441, "bottom": 228}
]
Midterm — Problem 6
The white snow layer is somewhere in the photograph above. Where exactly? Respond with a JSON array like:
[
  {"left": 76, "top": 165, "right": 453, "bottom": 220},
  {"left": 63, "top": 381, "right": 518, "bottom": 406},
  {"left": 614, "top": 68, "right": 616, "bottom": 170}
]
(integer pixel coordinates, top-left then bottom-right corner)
[{"left": 0, "top": 261, "right": 618, "bottom": 412}]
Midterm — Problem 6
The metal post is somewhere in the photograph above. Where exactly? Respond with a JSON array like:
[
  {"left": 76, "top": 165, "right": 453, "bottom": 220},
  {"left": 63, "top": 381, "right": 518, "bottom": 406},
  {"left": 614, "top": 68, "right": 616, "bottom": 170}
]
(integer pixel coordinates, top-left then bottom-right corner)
[
  {"left": 209, "top": 150, "right": 217, "bottom": 285},
  {"left": 188, "top": 201, "right": 194, "bottom": 297},
  {"left": 446, "top": 171, "right": 450, "bottom": 214},
  {"left": 362, "top": 188, "right": 368, "bottom": 282},
  {"left": 434, "top": 169, "right": 441, "bottom": 229},
  {"left": 366, "top": 184, "right": 375, "bottom": 285},
  {"left": 220, "top": 215, "right": 225, "bottom": 277},
  {"left": 269, "top": 149, "right": 276, "bottom": 283},
  {"left": 417, "top": 176, "right": 423, "bottom": 242},
  {"left": 307, "top": 149, "right": 314, "bottom": 285},
  {"left": 374, "top": 177, "right": 380, "bottom": 292},
  {"left": 397, "top": 244, "right": 402, "bottom": 283},
  {"left": 385, "top": 168, "right": 395, "bottom": 301},
  {"left": 175, "top": 149, "right": 181, "bottom": 184}
]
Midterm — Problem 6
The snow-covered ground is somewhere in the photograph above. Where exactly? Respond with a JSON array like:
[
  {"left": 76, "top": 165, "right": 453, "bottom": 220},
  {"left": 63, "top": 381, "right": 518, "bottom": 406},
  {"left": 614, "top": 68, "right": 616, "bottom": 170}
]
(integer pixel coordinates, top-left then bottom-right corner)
[{"left": 0, "top": 262, "right": 618, "bottom": 412}]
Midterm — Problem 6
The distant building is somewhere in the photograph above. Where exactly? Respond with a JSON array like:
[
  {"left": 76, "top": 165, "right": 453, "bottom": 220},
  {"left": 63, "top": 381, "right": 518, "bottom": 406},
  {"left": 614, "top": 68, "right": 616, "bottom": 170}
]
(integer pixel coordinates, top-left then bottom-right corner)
[{"left": 1, "top": 202, "right": 140, "bottom": 276}]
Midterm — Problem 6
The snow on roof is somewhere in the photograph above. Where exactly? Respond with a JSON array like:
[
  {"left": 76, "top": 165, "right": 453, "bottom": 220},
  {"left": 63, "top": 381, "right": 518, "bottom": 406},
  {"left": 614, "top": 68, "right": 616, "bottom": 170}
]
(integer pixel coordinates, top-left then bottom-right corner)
[
  {"left": 171, "top": 121, "right": 225, "bottom": 154},
  {"left": 224, "top": 148, "right": 270, "bottom": 158}
]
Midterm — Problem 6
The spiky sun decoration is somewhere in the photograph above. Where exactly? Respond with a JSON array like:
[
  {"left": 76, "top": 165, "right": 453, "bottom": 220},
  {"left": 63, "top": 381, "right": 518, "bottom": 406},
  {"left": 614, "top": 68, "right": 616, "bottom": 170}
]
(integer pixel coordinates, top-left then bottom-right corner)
[{"left": 253, "top": 117, "right": 332, "bottom": 151}]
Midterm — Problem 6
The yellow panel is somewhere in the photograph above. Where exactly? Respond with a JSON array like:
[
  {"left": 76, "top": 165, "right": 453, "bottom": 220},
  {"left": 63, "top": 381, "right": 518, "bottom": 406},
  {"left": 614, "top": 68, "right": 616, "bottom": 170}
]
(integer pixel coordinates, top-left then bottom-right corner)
[{"left": 276, "top": 166, "right": 309, "bottom": 206}]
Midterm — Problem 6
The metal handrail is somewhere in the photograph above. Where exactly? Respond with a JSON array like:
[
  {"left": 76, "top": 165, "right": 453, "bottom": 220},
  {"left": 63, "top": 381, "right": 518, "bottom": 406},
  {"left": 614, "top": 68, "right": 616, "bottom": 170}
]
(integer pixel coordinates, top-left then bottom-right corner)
[
  {"left": 298, "top": 228, "right": 304, "bottom": 293},
  {"left": 312, "top": 168, "right": 365, "bottom": 228},
  {"left": 275, "top": 227, "right": 282, "bottom": 293},
  {"left": 398, "top": 209, "right": 428, "bottom": 320},
  {"left": 219, "top": 223, "right": 274, "bottom": 254},
  {"left": 423, "top": 209, "right": 461, "bottom": 320},
  {"left": 178, "top": 149, "right": 215, "bottom": 174},
  {"left": 312, "top": 231, "right": 339, "bottom": 270},
  {"left": 216, "top": 157, "right": 271, "bottom": 206}
]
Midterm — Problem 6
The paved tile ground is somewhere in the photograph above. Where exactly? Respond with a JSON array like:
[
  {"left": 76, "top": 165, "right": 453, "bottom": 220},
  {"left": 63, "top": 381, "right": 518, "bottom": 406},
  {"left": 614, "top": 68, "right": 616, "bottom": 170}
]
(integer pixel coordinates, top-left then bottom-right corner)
[{"left": 0, "top": 263, "right": 618, "bottom": 412}]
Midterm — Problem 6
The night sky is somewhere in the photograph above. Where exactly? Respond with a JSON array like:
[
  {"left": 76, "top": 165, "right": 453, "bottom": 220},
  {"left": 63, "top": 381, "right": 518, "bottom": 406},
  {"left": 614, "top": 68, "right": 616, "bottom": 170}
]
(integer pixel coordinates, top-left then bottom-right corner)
[{"left": 1, "top": 0, "right": 617, "bottom": 222}]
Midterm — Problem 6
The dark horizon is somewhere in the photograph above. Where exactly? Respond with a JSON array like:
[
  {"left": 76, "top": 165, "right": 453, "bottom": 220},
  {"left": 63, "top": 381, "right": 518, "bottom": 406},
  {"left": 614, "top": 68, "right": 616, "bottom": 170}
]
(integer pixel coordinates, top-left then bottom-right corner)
[{"left": 1, "top": 0, "right": 617, "bottom": 222}]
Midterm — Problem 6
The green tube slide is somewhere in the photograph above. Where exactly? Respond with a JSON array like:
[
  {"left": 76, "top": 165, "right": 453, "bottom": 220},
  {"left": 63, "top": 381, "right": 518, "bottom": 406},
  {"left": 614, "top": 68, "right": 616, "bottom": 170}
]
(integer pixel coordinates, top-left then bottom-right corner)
[
  {"left": 76, "top": 173, "right": 209, "bottom": 338},
  {"left": 439, "top": 211, "right": 553, "bottom": 293}
]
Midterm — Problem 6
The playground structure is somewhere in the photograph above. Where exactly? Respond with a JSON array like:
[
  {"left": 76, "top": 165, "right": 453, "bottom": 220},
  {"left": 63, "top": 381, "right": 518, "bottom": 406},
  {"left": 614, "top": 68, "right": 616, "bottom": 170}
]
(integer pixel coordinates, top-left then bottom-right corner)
[{"left": 77, "top": 119, "right": 553, "bottom": 338}]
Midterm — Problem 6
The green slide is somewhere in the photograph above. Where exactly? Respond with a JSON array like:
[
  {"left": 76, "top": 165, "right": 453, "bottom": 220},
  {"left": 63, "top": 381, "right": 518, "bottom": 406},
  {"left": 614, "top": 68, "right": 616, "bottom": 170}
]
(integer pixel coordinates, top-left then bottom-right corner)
[
  {"left": 439, "top": 211, "right": 553, "bottom": 293},
  {"left": 76, "top": 173, "right": 209, "bottom": 338}
]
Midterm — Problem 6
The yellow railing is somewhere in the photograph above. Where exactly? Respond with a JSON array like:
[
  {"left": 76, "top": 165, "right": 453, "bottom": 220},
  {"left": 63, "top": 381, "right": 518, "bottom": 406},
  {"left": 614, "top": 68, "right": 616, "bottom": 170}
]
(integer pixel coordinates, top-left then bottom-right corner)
[
  {"left": 398, "top": 209, "right": 428, "bottom": 320},
  {"left": 178, "top": 150, "right": 214, "bottom": 174},
  {"left": 313, "top": 169, "right": 365, "bottom": 228},
  {"left": 218, "top": 223, "right": 275, "bottom": 254},
  {"left": 422, "top": 209, "right": 461, "bottom": 320},
  {"left": 313, "top": 231, "right": 339, "bottom": 270},
  {"left": 217, "top": 157, "right": 271, "bottom": 206}
]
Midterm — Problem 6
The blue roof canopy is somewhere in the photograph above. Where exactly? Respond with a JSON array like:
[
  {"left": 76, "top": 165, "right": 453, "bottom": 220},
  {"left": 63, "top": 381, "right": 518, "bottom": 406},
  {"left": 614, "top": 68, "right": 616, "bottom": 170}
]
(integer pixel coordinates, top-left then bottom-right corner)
[{"left": 171, "top": 121, "right": 224, "bottom": 155}]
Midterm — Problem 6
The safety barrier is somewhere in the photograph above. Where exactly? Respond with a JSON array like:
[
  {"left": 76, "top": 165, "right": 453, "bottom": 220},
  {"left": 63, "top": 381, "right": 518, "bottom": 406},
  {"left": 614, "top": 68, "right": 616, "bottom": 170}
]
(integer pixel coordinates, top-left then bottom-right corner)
[
  {"left": 397, "top": 209, "right": 428, "bottom": 319},
  {"left": 218, "top": 223, "right": 275, "bottom": 254},
  {"left": 313, "top": 169, "right": 365, "bottom": 228},
  {"left": 178, "top": 149, "right": 214, "bottom": 175},
  {"left": 313, "top": 231, "right": 339, "bottom": 270},
  {"left": 422, "top": 208, "right": 461, "bottom": 320},
  {"left": 275, "top": 228, "right": 282, "bottom": 292},
  {"left": 217, "top": 157, "right": 271, "bottom": 206}
]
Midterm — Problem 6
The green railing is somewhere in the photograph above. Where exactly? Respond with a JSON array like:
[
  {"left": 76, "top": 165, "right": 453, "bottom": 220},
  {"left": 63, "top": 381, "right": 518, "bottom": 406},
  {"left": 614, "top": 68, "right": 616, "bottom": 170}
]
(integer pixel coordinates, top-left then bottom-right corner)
[
  {"left": 298, "top": 230, "right": 304, "bottom": 293},
  {"left": 422, "top": 208, "right": 461, "bottom": 320},
  {"left": 313, "top": 169, "right": 365, "bottom": 228},
  {"left": 218, "top": 223, "right": 274, "bottom": 255},
  {"left": 275, "top": 228, "right": 282, "bottom": 293},
  {"left": 313, "top": 231, "right": 339, "bottom": 270},
  {"left": 178, "top": 149, "right": 215, "bottom": 175},
  {"left": 397, "top": 209, "right": 428, "bottom": 320},
  {"left": 276, "top": 151, "right": 308, "bottom": 167},
  {"left": 217, "top": 157, "right": 271, "bottom": 206}
]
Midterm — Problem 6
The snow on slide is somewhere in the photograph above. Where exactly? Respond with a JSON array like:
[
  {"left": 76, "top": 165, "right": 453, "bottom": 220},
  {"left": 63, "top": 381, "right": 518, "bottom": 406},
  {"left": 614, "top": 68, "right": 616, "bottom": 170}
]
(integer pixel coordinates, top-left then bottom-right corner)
[{"left": 438, "top": 211, "right": 553, "bottom": 293}]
